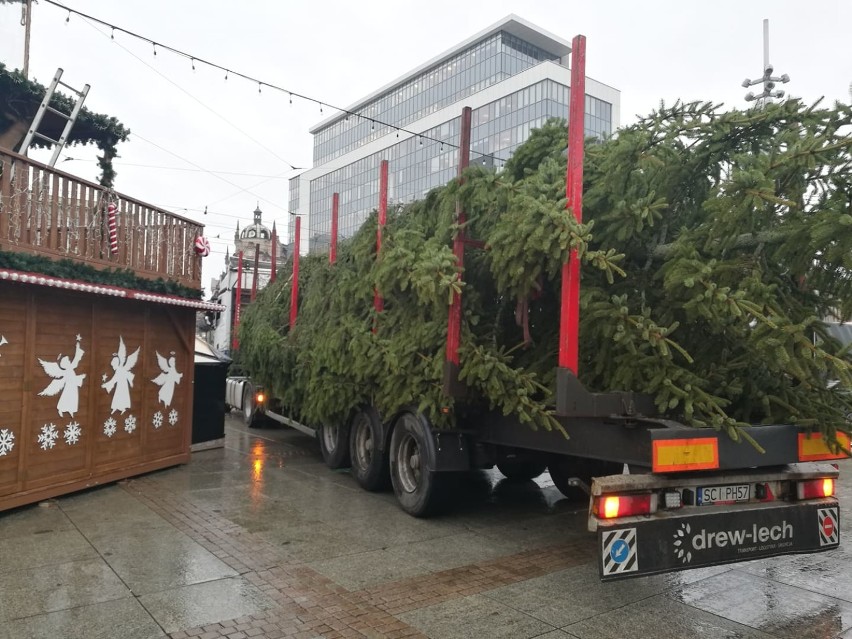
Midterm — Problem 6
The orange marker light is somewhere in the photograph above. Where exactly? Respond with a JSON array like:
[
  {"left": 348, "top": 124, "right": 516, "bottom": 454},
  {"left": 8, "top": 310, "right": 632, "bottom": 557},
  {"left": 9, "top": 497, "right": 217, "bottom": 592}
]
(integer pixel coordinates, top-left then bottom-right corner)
[
  {"left": 823, "top": 478, "right": 835, "bottom": 497},
  {"left": 255, "top": 392, "right": 265, "bottom": 403}
]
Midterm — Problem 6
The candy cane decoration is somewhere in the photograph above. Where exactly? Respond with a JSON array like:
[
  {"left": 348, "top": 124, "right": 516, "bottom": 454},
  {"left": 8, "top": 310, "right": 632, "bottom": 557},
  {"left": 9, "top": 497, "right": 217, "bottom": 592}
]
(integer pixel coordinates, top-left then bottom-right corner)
[{"left": 106, "top": 200, "right": 118, "bottom": 255}]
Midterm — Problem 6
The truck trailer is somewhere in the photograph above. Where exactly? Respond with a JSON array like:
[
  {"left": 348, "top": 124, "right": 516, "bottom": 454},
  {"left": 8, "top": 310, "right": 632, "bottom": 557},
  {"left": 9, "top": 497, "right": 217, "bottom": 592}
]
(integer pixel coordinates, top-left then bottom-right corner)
[{"left": 226, "top": 35, "right": 848, "bottom": 581}]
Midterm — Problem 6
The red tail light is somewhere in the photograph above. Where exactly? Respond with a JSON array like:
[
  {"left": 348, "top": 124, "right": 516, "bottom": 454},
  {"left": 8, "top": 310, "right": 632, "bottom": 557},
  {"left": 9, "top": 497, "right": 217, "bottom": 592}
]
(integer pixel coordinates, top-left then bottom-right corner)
[
  {"left": 593, "top": 494, "right": 655, "bottom": 519},
  {"left": 797, "top": 478, "right": 835, "bottom": 500}
]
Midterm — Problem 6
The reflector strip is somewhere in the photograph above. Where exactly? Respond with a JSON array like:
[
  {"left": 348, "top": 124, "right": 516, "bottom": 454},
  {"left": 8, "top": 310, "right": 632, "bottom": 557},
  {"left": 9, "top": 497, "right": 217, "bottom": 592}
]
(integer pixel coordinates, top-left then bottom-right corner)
[
  {"left": 652, "top": 437, "right": 719, "bottom": 472},
  {"left": 798, "top": 432, "right": 851, "bottom": 461}
]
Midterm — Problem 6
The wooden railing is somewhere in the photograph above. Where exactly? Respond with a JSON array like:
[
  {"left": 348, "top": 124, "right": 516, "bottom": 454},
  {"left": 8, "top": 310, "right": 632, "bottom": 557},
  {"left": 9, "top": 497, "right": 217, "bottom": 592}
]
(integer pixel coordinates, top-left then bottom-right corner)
[{"left": 0, "top": 149, "right": 202, "bottom": 289}]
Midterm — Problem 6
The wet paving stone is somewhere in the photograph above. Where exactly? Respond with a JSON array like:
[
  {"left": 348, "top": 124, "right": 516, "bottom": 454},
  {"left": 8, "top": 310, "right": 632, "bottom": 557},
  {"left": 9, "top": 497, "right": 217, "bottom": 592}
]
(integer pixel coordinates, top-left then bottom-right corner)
[
  {"left": 0, "top": 417, "right": 848, "bottom": 638},
  {"left": 669, "top": 568, "right": 852, "bottom": 638}
]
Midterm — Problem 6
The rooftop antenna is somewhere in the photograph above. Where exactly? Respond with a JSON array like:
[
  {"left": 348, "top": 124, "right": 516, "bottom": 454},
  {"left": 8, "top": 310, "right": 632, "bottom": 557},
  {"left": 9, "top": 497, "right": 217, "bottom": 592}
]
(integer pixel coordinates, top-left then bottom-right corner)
[{"left": 742, "top": 19, "right": 790, "bottom": 106}]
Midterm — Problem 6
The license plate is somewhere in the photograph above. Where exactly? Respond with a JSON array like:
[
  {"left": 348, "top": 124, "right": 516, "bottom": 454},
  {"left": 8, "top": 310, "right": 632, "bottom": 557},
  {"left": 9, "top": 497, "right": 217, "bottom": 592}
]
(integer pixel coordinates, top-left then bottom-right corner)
[{"left": 698, "top": 484, "right": 750, "bottom": 505}]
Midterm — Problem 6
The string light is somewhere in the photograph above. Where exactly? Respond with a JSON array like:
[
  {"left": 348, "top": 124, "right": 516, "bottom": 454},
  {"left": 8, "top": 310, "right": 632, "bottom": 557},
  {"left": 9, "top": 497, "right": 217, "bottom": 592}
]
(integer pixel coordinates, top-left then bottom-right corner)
[
  {"left": 65, "top": 9, "right": 70, "bottom": 22},
  {"left": 42, "top": 0, "right": 508, "bottom": 164},
  {"left": 224, "top": 69, "right": 229, "bottom": 80},
  {"left": 258, "top": 82, "right": 262, "bottom": 94},
  {"left": 191, "top": 57, "right": 196, "bottom": 71},
  {"left": 110, "top": 27, "right": 114, "bottom": 39}
]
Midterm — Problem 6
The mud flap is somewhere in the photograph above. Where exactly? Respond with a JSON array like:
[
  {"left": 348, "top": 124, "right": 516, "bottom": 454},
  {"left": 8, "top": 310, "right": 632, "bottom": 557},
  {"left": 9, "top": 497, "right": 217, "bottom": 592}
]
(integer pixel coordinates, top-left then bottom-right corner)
[{"left": 598, "top": 499, "right": 839, "bottom": 581}]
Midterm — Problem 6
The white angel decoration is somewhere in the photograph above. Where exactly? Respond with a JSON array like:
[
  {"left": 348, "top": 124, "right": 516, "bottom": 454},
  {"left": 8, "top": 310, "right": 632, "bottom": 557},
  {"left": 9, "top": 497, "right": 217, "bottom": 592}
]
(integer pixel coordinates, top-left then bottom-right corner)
[
  {"left": 38, "top": 335, "right": 86, "bottom": 417},
  {"left": 152, "top": 351, "right": 182, "bottom": 407},
  {"left": 101, "top": 336, "right": 140, "bottom": 414}
]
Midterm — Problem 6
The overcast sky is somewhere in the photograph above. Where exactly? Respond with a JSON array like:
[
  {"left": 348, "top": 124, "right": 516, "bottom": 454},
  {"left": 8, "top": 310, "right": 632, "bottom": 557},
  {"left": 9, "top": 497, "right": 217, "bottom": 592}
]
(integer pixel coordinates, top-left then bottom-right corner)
[{"left": 1, "top": 0, "right": 850, "bottom": 293}]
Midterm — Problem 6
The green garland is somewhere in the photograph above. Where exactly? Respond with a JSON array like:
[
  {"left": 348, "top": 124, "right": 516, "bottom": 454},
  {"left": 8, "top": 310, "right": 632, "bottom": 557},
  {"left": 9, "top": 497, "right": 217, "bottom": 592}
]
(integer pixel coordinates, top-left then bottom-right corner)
[
  {"left": 0, "top": 63, "right": 130, "bottom": 187},
  {"left": 0, "top": 250, "right": 202, "bottom": 299}
]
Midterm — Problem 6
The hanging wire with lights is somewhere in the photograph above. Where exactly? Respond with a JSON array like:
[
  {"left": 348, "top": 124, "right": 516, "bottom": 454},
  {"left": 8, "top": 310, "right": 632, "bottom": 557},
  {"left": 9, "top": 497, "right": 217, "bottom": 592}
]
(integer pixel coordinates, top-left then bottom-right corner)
[{"left": 42, "top": 0, "right": 510, "bottom": 165}]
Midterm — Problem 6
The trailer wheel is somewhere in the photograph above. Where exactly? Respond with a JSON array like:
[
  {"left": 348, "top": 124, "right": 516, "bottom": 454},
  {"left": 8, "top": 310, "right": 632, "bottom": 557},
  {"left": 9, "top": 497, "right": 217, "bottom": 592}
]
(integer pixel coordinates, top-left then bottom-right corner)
[
  {"left": 319, "top": 422, "right": 350, "bottom": 469},
  {"left": 496, "top": 460, "right": 547, "bottom": 482},
  {"left": 349, "top": 407, "right": 389, "bottom": 491},
  {"left": 243, "top": 388, "right": 262, "bottom": 428},
  {"left": 389, "top": 412, "right": 443, "bottom": 517},
  {"left": 549, "top": 456, "right": 623, "bottom": 502}
]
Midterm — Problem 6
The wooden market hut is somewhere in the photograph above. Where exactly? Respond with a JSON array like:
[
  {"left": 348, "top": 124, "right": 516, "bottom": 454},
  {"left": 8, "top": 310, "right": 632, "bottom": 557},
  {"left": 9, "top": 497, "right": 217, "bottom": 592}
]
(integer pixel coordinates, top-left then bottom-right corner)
[{"left": 0, "top": 147, "right": 222, "bottom": 511}]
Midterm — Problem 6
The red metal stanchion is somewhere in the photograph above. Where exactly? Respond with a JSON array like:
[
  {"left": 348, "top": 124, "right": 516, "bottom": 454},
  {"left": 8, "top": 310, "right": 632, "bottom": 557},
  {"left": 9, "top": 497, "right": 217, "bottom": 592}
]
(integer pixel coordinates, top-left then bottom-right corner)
[
  {"left": 232, "top": 250, "right": 243, "bottom": 351},
  {"left": 251, "top": 243, "right": 260, "bottom": 302},
  {"left": 330, "top": 192, "right": 339, "bottom": 264},
  {"left": 270, "top": 222, "right": 277, "bottom": 283},
  {"left": 559, "top": 35, "right": 587, "bottom": 375},
  {"left": 289, "top": 216, "right": 301, "bottom": 330},
  {"left": 374, "top": 160, "right": 388, "bottom": 317},
  {"left": 445, "top": 106, "right": 472, "bottom": 373}
]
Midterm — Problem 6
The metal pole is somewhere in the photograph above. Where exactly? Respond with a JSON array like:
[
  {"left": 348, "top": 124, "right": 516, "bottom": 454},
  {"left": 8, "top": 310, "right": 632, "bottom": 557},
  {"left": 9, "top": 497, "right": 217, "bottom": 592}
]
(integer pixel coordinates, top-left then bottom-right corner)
[
  {"left": 232, "top": 250, "right": 243, "bottom": 352},
  {"left": 23, "top": 0, "right": 32, "bottom": 79},
  {"left": 251, "top": 243, "right": 259, "bottom": 302},
  {"left": 289, "top": 216, "right": 301, "bottom": 330},
  {"left": 330, "top": 192, "right": 339, "bottom": 264},
  {"left": 444, "top": 106, "right": 472, "bottom": 388},
  {"left": 559, "top": 35, "right": 587, "bottom": 374},
  {"left": 373, "top": 160, "right": 388, "bottom": 317},
  {"left": 763, "top": 19, "right": 770, "bottom": 73}
]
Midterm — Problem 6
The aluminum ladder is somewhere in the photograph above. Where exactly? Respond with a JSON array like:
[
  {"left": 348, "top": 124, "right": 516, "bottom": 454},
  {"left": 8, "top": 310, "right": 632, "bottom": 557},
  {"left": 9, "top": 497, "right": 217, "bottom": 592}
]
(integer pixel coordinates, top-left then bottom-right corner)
[{"left": 19, "top": 68, "right": 90, "bottom": 166}]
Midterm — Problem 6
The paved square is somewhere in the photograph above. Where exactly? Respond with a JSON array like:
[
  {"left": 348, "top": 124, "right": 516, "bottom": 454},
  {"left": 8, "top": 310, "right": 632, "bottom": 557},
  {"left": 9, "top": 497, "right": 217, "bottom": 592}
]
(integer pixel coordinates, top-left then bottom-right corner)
[{"left": 0, "top": 415, "right": 849, "bottom": 638}]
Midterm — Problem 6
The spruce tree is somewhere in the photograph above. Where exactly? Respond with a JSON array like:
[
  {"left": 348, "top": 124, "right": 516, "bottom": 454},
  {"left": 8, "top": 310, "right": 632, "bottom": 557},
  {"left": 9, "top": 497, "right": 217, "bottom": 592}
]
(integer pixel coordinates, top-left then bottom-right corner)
[{"left": 240, "top": 99, "right": 852, "bottom": 450}]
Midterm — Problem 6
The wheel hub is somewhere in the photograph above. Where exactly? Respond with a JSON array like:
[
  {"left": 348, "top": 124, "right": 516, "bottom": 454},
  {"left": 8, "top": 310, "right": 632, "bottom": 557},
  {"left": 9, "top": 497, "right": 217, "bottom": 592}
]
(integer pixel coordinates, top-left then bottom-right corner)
[
  {"left": 354, "top": 419, "right": 373, "bottom": 468},
  {"left": 396, "top": 433, "right": 421, "bottom": 493}
]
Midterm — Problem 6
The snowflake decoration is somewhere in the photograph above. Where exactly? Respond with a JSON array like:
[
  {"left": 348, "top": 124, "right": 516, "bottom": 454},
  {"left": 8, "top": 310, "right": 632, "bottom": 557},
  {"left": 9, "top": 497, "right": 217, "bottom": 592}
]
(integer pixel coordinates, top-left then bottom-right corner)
[
  {"left": 0, "top": 428, "right": 15, "bottom": 456},
  {"left": 103, "top": 417, "right": 117, "bottom": 438},
  {"left": 38, "top": 424, "right": 59, "bottom": 450},
  {"left": 124, "top": 414, "right": 137, "bottom": 434},
  {"left": 63, "top": 422, "right": 82, "bottom": 446},
  {"left": 168, "top": 409, "right": 178, "bottom": 426},
  {"left": 152, "top": 411, "right": 164, "bottom": 430}
]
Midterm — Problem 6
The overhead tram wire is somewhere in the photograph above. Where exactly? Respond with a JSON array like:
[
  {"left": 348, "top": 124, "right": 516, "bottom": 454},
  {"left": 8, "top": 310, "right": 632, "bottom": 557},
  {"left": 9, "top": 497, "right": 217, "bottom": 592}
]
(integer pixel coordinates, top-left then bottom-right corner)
[
  {"left": 61, "top": 158, "right": 292, "bottom": 179},
  {"left": 78, "top": 16, "right": 304, "bottom": 172},
  {"left": 129, "top": 129, "right": 297, "bottom": 216},
  {"left": 43, "top": 0, "right": 510, "bottom": 166}
]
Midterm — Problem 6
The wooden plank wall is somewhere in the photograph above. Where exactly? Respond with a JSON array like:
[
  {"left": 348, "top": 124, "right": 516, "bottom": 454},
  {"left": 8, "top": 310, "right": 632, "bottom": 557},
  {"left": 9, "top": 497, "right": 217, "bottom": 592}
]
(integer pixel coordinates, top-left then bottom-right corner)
[{"left": 0, "top": 280, "right": 193, "bottom": 510}]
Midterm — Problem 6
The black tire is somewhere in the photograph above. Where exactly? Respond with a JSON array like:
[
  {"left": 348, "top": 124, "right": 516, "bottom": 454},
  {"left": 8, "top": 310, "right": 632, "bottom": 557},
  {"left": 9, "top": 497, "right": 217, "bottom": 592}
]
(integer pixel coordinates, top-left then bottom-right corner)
[
  {"left": 549, "top": 456, "right": 623, "bottom": 501},
  {"left": 318, "top": 421, "right": 350, "bottom": 469},
  {"left": 349, "top": 407, "right": 390, "bottom": 491},
  {"left": 389, "top": 412, "right": 444, "bottom": 517},
  {"left": 243, "top": 388, "right": 261, "bottom": 428},
  {"left": 496, "top": 460, "right": 548, "bottom": 482}
]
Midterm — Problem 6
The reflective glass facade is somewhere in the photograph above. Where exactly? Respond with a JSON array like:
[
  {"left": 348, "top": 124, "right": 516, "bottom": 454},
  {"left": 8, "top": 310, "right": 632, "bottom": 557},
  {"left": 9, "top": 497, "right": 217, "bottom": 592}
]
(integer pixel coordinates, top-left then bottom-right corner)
[
  {"left": 312, "top": 32, "right": 559, "bottom": 165},
  {"left": 300, "top": 80, "right": 612, "bottom": 251},
  {"left": 291, "top": 22, "right": 617, "bottom": 254}
]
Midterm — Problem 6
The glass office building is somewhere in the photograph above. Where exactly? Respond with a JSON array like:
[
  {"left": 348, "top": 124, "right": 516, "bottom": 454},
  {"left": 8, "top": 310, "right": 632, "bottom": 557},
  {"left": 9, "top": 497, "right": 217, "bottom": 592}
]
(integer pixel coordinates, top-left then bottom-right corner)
[{"left": 289, "top": 15, "right": 620, "bottom": 252}]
